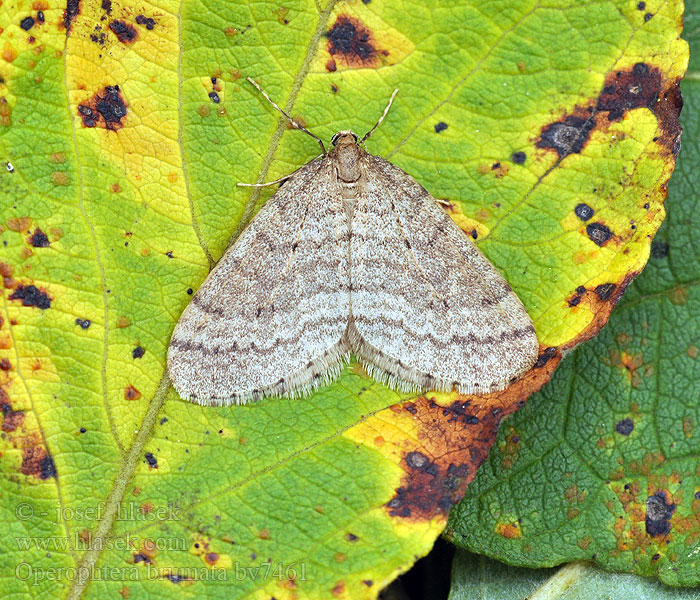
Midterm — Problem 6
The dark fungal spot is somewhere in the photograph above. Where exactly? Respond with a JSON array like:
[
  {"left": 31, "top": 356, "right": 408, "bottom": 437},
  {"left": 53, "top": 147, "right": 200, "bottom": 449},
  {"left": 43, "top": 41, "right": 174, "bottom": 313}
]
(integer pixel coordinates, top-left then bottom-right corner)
[
  {"left": 64, "top": 0, "right": 81, "bottom": 33},
  {"left": 208, "top": 91, "right": 220, "bottom": 104},
  {"left": 574, "top": 203, "right": 594, "bottom": 221},
  {"left": 20, "top": 16, "right": 35, "bottom": 30},
  {"left": 645, "top": 490, "right": 675, "bottom": 536},
  {"left": 28, "top": 227, "right": 49, "bottom": 247},
  {"left": 75, "top": 318, "right": 91, "bottom": 329},
  {"left": 22, "top": 446, "right": 57, "bottom": 479},
  {"left": 325, "top": 14, "right": 387, "bottom": 69},
  {"left": 79, "top": 427, "right": 87, "bottom": 433},
  {"left": 132, "top": 345, "right": 145, "bottom": 359},
  {"left": 133, "top": 552, "right": 151, "bottom": 564},
  {"left": 37, "top": 11, "right": 45, "bottom": 23},
  {"left": 186, "top": 288, "right": 193, "bottom": 295},
  {"left": 586, "top": 222, "right": 613, "bottom": 246},
  {"left": 576, "top": 286, "right": 586, "bottom": 295},
  {"left": 594, "top": 283, "right": 616, "bottom": 301},
  {"left": 325, "top": 58, "right": 337, "bottom": 72},
  {"left": 597, "top": 63, "right": 660, "bottom": 121},
  {"left": 405, "top": 451, "right": 429, "bottom": 470},
  {"left": 160, "top": 417, "right": 168, "bottom": 425},
  {"left": 511, "top": 151, "right": 526, "bottom": 164},
  {"left": 144, "top": 452, "right": 158, "bottom": 468},
  {"left": 2, "top": 400, "right": 25, "bottom": 433},
  {"left": 637, "top": 1, "right": 645, "bottom": 9},
  {"left": 90, "top": 31, "right": 107, "bottom": 45},
  {"left": 330, "top": 83, "right": 339, "bottom": 93},
  {"left": 434, "top": 122, "right": 448, "bottom": 133},
  {"left": 568, "top": 295, "right": 581, "bottom": 307},
  {"left": 651, "top": 240, "right": 669, "bottom": 259},
  {"left": 644, "top": 12, "right": 652, "bottom": 22},
  {"left": 135, "top": 14, "right": 156, "bottom": 30},
  {"left": 537, "top": 115, "right": 595, "bottom": 158},
  {"left": 164, "top": 573, "right": 187, "bottom": 583},
  {"left": 534, "top": 347, "right": 557, "bottom": 368},
  {"left": 165, "top": 251, "right": 174, "bottom": 258},
  {"left": 77, "top": 85, "right": 127, "bottom": 130},
  {"left": 9, "top": 285, "right": 51, "bottom": 309},
  {"left": 615, "top": 418, "right": 634, "bottom": 435},
  {"left": 345, "top": 533, "right": 358, "bottom": 541},
  {"left": 109, "top": 20, "right": 138, "bottom": 44},
  {"left": 101, "top": 0, "right": 112, "bottom": 13}
]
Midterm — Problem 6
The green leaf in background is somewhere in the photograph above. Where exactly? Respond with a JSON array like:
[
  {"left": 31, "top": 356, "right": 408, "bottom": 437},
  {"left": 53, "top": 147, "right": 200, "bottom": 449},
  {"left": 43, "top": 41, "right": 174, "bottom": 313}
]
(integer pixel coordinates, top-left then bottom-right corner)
[
  {"left": 0, "top": 0, "right": 688, "bottom": 599},
  {"left": 446, "top": 4, "right": 700, "bottom": 586},
  {"left": 448, "top": 551, "right": 700, "bottom": 600}
]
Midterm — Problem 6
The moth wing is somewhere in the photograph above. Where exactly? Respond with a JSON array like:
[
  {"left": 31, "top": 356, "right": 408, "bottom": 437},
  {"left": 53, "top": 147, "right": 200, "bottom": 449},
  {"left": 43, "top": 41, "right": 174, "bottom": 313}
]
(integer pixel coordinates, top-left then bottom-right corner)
[
  {"left": 168, "top": 157, "right": 350, "bottom": 405},
  {"left": 348, "top": 155, "right": 538, "bottom": 395}
]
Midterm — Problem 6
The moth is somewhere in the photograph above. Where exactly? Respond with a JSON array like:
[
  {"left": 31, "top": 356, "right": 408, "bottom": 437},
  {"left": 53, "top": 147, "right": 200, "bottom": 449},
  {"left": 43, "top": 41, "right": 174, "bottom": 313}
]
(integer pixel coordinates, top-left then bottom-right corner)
[{"left": 168, "top": 79, "right": 538, "bottom": 405}]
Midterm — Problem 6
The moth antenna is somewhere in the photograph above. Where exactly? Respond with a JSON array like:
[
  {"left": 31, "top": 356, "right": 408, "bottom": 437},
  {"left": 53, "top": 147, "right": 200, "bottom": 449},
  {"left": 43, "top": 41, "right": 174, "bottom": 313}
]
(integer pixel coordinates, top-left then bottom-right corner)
[
  {"left": 237, "top": 174, "right": 292, "bottom": 188},
  {"left": 360, "top": 88, "right": 399, "bottom": 144},
  {"left": 247, "top": 77, "right": 326, "bottom": 155}
]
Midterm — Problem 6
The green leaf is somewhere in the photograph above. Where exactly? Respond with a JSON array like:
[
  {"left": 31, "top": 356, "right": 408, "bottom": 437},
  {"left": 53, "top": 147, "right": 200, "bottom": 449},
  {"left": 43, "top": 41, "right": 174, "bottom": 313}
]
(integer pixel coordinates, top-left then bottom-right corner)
[
  {"left": 0, "top": 0, "right": 688, "bottom": 598},
  {"left": 446, "top": 6, "right": 700, "bottom": 585},
  {"left": 448, "top": 550, "right": 700, "bottom": 600}
]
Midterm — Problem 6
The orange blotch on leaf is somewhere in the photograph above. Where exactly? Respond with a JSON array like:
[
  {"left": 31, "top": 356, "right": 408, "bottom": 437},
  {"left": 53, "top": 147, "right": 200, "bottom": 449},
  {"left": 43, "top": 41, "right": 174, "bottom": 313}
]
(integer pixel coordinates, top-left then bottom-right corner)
[
  {"left": 495, "top": 520, "right": 522, "bottom": 539},
  {"left": 7, "top": 217, "right": 32, "bottom": 232},
  {"left": 124, "top": 385, "right": 141, "bottom": 401}
]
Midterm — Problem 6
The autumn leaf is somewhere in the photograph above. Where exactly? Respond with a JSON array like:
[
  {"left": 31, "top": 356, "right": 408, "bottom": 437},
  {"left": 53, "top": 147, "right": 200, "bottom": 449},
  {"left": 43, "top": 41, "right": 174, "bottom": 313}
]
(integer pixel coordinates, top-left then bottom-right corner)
[{"left": 0, "top": 0, "right": 687, "bottom": 598}]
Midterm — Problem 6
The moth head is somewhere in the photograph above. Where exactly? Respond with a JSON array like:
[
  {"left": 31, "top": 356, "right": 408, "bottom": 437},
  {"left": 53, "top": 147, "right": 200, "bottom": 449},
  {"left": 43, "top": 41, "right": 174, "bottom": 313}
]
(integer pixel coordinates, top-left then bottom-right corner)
[{"left": 331, "top": 130, "right": 359, "bottom": 147}]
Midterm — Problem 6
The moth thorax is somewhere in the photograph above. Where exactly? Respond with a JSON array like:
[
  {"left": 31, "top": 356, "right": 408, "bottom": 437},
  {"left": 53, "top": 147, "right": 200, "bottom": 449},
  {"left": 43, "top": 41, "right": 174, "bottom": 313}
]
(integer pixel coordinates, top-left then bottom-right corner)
[{"left": 331, "top": 132, "right": 365, "bottom": 191}]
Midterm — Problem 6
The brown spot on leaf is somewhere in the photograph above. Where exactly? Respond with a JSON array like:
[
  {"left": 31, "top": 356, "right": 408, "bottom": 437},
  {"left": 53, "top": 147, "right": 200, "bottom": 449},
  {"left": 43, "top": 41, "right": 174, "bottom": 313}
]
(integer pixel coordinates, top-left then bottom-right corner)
[
  {"left": 64, "top": 0, "right": 81, "bottom": 33},
  {"left": 534, "top": 346, "right": 558, "bottom": 368},
  {"left": 7, "top": 216, "right": 32, "bottom": 232},
  {"left": 9, "top": 284, "right": 51, "bottom": 309},
  {"left": 109, "top": 20, "right": 138, "bottom": 44},
  {"left": 646, "top": 490, "right": 675, "bottom": 536},
  {"left": 670, "top": 285, "right": 688, "bottom": 305},
  {"left": 1, "top": 395, "right": 25, "bottom": 432},
  {"left": 28, "top": 227, "right": 49, "bottom": 247},
  {"left": 21, "top": 444, "right": 57, "bottom": 479},
  {"left": 124, "top": 385, "right": 141, "bottom": 400},
  {"left": 491, "top": 162, "right": 509, "bottom": 178},
  {"left": 325, "top": 14, "right": 388, "bottom": 69},
  {"left": 77, "top": 85, "right": 127, "bottom": 130},
  {"left": 537, "top": 114, "right": 595, "bottom": 158},
  {"left": 331, "top": 581, "right": 345, "bottom": 597},
  {"left": 568, "top": 286, "right": 587, "bottom": 307},
  {"left": 495, "top": 520, "right": 522, "bottom": 539},
  {"left": 0, "top": 98, "right": 12, "bottom": 127},
  {"left": 384, "top": 380, "right": 552, "bottom": 521},
  {"left": 597, "top": 63, "right": 660, "bottom": 120},
  {"left": 538, "top": 63, "right": 683, "bottom": 161},
  {"left": 586, "top": 222, "right": 614, "bottom": 247}
]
